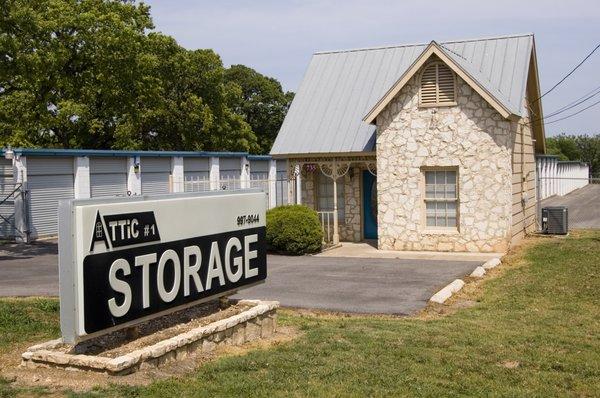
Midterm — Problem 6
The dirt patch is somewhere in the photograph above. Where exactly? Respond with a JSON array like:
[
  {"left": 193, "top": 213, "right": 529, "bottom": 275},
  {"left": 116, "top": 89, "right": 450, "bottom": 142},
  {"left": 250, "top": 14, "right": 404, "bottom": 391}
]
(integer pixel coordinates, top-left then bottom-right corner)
[{"left": 2, "top": 325, "right": 300, "bottom": 393}]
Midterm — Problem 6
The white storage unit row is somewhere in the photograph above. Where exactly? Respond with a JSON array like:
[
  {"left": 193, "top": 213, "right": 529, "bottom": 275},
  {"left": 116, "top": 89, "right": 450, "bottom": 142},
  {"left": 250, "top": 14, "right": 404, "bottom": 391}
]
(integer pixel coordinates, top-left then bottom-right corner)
[
  {"left": 27, "top": 157, "right": 74, "bottom": 237},
  {"left": 141, "top": 157, "right": 171, "bottom": 195},
  {"left": 90, "top": 157, "right": 128, "bottom": 198},
  {"left": 0, "top": 159, "right": 15, "bottom": 237}
]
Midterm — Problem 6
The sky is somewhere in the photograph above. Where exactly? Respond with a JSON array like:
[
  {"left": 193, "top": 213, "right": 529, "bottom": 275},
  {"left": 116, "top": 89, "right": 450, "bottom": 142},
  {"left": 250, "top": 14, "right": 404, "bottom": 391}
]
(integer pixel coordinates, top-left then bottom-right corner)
[{"left": 143, "top": 0, "right": 600, "bottom": 136}]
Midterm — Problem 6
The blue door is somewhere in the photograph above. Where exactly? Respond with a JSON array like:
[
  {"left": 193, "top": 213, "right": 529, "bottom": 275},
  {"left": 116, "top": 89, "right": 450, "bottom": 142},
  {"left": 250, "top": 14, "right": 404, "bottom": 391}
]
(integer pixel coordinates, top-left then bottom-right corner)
[{"left": 362, "top": 171, "right": 377, "bottom": 239}]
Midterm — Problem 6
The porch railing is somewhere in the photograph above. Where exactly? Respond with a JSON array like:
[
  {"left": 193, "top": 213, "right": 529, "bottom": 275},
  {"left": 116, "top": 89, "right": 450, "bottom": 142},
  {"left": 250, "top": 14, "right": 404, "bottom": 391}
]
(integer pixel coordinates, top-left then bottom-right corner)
[{"left": 317, "top": 211, "right": 335, "bottom": 244}]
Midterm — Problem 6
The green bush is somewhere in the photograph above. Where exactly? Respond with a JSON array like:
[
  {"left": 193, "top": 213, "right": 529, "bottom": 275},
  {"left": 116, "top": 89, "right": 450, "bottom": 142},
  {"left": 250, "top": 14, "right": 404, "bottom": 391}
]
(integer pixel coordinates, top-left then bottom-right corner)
[{"left": 266, "top": 205, "right": 323, "bottom": 255}]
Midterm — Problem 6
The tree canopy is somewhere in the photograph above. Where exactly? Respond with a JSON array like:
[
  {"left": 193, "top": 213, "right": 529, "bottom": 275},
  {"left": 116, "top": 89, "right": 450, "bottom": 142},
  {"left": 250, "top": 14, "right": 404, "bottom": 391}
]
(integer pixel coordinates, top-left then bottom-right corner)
[
  {"left": 0, "top": 0, "right": 293, "bottom": 154},
  {"left": 546, "top": 134, "right": 600, "bottom": 176}
]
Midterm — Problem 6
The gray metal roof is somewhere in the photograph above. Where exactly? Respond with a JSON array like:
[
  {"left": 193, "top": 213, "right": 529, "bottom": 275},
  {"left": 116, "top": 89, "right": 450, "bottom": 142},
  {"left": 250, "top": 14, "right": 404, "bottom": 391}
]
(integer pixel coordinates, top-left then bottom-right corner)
[{"left": 271, "top": 34, "right": 534, "bottom": 156}]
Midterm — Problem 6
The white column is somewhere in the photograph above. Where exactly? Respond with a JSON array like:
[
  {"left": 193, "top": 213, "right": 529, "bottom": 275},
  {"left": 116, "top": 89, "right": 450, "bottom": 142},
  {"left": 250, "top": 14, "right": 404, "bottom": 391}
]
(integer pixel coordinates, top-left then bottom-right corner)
[
  {"left": 209, "top": 157, "right": 220, "bottom": 190},
  {"left": 73, "top": 156, "right": 90, "bottom": 199},
  {"left": 171, "top": 156, "right": 184, "bottom": 193},
  {"left": 13, "top": 155, "right": 27, "bottom": 184},
  {"left": 240, "top": 156, "right": 250, "bottom": 189},
  {"left": 127, "top": 156, "right": 142, "bottom": 196},
  {"left": 13, "top": 155, "right": 29, "bottom": 242},
  {"left": 268, "top": 159, "right": 277, "bottom": 209}
]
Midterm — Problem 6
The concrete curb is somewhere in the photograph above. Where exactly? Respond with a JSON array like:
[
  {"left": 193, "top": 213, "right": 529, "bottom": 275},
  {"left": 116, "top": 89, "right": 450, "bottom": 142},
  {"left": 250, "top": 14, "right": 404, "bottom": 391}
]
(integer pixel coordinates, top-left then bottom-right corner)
[
  {"left": 482, "top": 257, "right": 501, "bottom": 270},
  {"left": 429, "top": 279, "right": 465, "bottom": 304},
  {"left": 469, "top": 266, "right": 486, "bottom": 278}
]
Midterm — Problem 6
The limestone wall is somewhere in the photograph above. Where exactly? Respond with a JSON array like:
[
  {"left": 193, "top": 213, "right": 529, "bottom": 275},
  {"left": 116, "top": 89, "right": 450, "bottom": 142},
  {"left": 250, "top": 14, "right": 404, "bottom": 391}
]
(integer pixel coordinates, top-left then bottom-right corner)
[{"left": 375, "top": 74, "right": 513, "bottom": 252}]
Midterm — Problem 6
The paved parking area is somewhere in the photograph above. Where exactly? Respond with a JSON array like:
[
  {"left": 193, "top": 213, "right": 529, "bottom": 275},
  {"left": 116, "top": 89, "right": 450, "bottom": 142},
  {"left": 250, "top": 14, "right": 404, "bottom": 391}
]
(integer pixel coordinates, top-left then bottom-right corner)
[
  {"left": 0, "top": 241, "right": 481, "bottom": 315},
  {"left": 234, "top": 255, "right": 480, "bottom": 314},
  {"left": 542, "top": 184, "right": 600, "bottom": 229}
]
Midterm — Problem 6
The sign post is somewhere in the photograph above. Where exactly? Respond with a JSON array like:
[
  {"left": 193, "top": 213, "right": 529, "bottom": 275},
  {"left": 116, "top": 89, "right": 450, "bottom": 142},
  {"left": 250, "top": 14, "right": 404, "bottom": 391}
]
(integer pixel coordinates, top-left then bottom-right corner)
[{"left": 58, "top": 190, "right": 267, "bottom": 344}]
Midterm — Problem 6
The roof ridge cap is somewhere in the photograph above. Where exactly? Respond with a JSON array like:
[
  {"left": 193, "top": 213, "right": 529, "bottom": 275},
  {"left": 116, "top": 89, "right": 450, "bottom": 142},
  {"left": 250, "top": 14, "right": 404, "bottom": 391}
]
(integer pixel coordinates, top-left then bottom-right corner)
[{"left": 314, "top": 33, "right": 534, "bottom": 56}]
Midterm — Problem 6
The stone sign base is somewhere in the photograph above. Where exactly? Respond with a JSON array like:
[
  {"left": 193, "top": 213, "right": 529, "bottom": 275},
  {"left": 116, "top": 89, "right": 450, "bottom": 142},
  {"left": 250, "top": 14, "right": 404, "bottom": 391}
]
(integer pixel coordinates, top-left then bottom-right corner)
[{"left": 21, "top": 300, "right": 279, "bottom": 375}]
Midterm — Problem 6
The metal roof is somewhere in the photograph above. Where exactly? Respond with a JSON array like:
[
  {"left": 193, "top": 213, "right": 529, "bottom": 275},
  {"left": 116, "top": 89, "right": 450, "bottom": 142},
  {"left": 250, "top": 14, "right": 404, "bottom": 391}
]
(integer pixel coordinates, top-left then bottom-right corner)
[
  {"left": 271, "top": 34, "right": 535, "bottom": 156},
  {"left": 1, "top": 148, "right": 261, "bottom": 158}
]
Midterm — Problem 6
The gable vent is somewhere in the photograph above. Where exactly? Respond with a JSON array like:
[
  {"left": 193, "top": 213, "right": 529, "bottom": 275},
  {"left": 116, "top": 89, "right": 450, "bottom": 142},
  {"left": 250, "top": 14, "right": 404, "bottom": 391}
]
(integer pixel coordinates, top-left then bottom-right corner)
[{"left": 420, "top": 62, "right": 456, "bottom": 106}]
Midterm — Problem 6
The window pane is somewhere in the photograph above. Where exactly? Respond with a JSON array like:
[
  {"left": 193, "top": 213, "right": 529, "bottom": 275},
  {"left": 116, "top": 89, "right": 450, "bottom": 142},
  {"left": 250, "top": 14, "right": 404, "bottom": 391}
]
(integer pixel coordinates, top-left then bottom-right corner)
[
  {"left": 446, "top": 171, "right": 456, "bottom": 184},
  {"left": 425, "top": 184, "right": 435, "bottom": 198},
  {"left": 447, "top": 216, "right": 456, "bottom": 227},
  {"left": 425, "top": 171, "right": 435, "bottom": 184},
  {"left": 426, "top": 202, "right": 436, "bottom": 215},
  {"left": 445, "top": 183, "right": 456, "bottom": 199},
  {"left": 447, "top": 201, "right": 456, "bottom": 216},
  {"left": 427, "top": 216, "right": 436, "bottom": 226},
  {"left": 435, "top": 171, "right": 445, "bottom": 185}
]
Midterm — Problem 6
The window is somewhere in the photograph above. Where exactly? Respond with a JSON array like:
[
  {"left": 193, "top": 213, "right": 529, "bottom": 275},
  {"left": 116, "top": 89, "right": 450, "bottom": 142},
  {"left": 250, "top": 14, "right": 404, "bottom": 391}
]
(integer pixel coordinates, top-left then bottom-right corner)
[
  {"left": 424, "top": 170, "right": 458, "bottom": 228},
  {"left": 420, "top": 62, "right": 456, "bottom": 106},
  {"left": 316, "top": 173, "right": 345, "bottom": 221}
]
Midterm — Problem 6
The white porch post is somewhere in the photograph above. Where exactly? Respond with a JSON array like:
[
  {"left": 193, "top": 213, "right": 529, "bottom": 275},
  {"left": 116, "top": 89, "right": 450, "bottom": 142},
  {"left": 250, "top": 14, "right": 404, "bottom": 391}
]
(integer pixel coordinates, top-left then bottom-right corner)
[
  {"left": 332, "top": 159, "right": 339, "bottom": 245},
  {"left": 295, "top": 164, "right": 302, "bottom": 204}
]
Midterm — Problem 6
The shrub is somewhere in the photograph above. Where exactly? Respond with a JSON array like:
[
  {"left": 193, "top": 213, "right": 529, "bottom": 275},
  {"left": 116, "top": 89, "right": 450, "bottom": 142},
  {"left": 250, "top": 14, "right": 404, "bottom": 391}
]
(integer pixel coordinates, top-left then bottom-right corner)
[{"left": 266, "top": 205, "right": 323, "bottom": 255}]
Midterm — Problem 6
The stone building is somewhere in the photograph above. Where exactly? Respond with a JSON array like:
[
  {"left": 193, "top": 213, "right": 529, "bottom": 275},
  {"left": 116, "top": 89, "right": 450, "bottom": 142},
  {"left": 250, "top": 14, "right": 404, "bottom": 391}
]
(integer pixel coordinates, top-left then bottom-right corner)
[{"left": 270, "top": 34, "right": 546, "bottom": 252}]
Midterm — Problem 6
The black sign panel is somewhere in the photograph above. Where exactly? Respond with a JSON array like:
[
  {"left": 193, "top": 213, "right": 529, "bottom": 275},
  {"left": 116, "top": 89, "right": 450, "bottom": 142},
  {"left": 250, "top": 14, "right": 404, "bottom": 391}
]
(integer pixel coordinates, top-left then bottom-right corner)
[{"left": 82, "top": 226, "right": 266, "bottom": 334}]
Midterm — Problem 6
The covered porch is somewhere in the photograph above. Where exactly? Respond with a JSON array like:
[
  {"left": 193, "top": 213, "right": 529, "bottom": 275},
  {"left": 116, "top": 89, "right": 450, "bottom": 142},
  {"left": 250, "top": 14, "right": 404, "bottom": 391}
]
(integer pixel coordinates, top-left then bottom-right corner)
[{"left": 284, "top": 155, "right": 377, "bottom": 245}]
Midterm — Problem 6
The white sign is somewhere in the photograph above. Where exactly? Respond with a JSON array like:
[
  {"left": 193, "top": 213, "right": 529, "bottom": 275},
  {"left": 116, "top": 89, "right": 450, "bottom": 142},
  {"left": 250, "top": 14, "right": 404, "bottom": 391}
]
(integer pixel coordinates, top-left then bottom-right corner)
[{"left": 58, "top": 190, "right": 267, "bottom": 343}]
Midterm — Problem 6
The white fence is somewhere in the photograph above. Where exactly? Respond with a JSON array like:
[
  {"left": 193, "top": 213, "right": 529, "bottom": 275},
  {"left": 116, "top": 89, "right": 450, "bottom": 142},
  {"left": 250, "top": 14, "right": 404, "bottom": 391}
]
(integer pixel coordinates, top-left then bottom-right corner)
[
  {"left": 179, "top": 176, "right": 297, "bottom": 209},
  {"left": 536, "top": 156, "right": 590, "bottom": 199}
]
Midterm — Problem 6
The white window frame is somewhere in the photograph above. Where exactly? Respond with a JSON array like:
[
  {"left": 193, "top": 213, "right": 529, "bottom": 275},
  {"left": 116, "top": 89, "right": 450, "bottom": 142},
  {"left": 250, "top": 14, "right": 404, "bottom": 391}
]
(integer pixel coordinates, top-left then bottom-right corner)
[{"left": 422, "top": 168, "right": 459, "bottom": 231}]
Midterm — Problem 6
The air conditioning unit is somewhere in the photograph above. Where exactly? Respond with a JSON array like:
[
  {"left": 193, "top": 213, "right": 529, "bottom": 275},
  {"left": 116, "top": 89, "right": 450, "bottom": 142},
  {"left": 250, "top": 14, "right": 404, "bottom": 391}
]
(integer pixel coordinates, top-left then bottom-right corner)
[{"left": 542, "top": 207, "right": 568, "bottom": 235}]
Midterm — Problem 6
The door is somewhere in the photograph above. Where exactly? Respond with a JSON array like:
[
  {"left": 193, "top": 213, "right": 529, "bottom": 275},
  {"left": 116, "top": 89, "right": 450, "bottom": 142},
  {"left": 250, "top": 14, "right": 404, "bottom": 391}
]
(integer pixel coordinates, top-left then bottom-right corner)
[
  {"left": 27, "top": 157, "right": 75, "bottom": 237},
  {"left": 90, "top": 157, "right": 128, "bottom": 197},
  {"left": 141, "top": 157, "right": 171, "bottom": 195},
  {"left": 362, "top": 171, "right": 377, "bottom": 239}
]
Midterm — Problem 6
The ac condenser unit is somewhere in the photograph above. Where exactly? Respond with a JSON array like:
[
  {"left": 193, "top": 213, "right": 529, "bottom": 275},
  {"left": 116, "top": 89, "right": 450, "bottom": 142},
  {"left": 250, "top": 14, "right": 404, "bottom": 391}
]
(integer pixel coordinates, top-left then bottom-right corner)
[{"left": 542, "top": 207, "right": 568, "bottom": 235}]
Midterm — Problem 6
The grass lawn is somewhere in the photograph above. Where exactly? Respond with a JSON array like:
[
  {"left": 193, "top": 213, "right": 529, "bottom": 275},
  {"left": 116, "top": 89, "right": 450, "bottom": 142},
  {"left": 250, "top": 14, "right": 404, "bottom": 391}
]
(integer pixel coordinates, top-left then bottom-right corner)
[{"left": 1, "top": 231, "right": 599, "bottom": 397}]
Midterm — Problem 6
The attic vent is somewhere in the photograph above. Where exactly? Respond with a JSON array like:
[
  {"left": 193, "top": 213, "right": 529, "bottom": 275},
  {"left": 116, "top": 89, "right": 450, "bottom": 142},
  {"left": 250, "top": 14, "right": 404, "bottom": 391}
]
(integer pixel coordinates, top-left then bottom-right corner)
[{"left": 420, "top": 62, "right": 456, "bottom": 106}]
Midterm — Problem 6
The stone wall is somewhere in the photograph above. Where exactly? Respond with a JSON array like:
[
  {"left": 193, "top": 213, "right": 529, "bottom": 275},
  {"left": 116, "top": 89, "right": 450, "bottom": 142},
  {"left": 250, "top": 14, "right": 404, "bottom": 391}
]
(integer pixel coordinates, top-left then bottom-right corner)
[{"left": 375, "top": 72, "right": 513, "bottom": 252}]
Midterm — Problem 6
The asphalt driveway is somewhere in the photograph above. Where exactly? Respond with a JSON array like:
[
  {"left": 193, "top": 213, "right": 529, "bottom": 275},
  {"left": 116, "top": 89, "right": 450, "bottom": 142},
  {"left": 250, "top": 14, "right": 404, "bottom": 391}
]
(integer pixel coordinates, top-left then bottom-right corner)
[
  {"left": 542, "top": 184, "right": 600, "bottom": 229},
  {"left": 0, "top": 241, "right": 480, "bottom": 315}
]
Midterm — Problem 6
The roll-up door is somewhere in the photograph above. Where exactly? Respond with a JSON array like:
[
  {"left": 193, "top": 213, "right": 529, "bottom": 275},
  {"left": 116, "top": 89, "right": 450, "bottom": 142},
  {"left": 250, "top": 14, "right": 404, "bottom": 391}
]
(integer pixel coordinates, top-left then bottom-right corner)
[
  {"left": 219, "top": 158, "right": 241, "bottom": 190},
  {"left": 249, "top": 160, "right": 269, "bottom": 191},
  {"left": 90, "top": 157, "right": 128, "bottom": 197},
  {"left": 27, "top": 157, "right": 74, "bottom": 237},
  {"left": 183, "top": 158, "right": 209, "bottom": 191},
  {"left": 0, "top": 159, "right": 14, "bottom": 237},
  {"left": 141, "top": 157, "right": 171, "bottom": 195}
]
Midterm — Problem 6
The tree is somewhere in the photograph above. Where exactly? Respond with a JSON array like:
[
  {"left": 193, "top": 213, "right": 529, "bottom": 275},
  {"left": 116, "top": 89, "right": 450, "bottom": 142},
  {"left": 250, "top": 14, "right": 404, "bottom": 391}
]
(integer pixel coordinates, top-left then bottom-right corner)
[
  {"left": 0, "top": 0, "right": 283, "bottom": 153},
  {"left": 225, "top": 65, "right": 294, "bottom": 154},
  {"left": 546, "top": 134, "right": 600, "bottom": 176}
]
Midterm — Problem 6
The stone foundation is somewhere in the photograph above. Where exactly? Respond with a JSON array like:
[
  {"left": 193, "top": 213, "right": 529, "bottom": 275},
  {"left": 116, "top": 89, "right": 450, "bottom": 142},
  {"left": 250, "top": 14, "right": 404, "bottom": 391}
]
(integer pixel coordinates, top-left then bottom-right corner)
[{"left": 21, "top": 300, "right": 279, "bottom": 375}]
